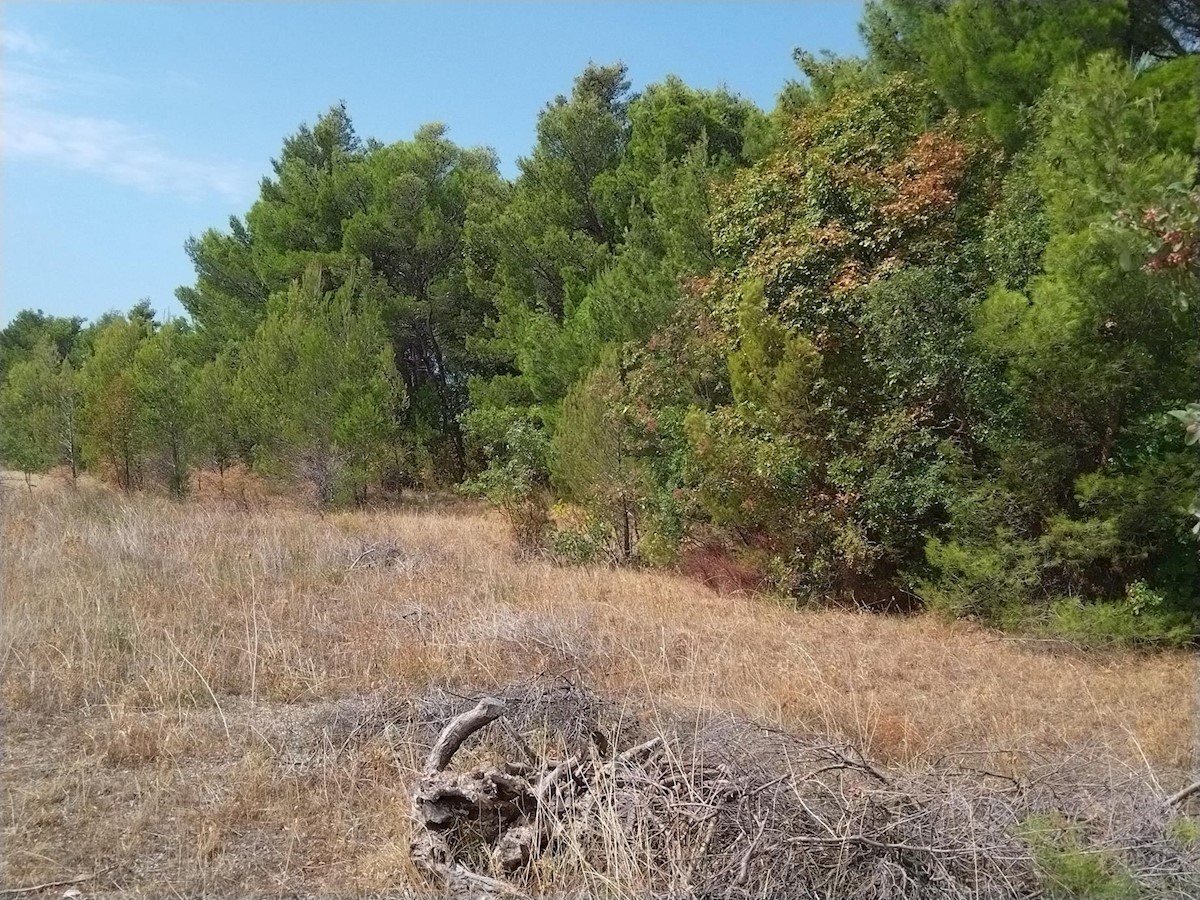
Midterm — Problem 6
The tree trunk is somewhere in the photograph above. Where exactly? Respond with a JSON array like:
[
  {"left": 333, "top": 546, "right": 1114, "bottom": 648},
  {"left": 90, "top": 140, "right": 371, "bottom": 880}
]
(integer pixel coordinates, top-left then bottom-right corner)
[
  {"left": 65, "top": 400, "right": 78, "bottom": 483},
  {"left": 170, "top": 431, "right": 184, "bottom": 497},
  {"left": 423, "top": 319, "right": 466, "bottom": 482},
  {"left": 621, "top": 495, "right": 632, "bottom": 561}
]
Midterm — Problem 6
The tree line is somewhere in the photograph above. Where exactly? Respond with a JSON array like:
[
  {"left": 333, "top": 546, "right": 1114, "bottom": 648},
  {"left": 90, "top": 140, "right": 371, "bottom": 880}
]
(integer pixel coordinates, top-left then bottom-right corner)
[{"left": 3, "top": 0, "right": 1198, "bottom": 644}]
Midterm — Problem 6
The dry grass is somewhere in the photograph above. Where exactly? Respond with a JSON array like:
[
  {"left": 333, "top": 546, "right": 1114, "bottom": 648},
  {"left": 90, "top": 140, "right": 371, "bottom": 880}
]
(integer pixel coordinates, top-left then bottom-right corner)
[{"left": 1, "top": 480, "right": 1196, "bottom": 897}]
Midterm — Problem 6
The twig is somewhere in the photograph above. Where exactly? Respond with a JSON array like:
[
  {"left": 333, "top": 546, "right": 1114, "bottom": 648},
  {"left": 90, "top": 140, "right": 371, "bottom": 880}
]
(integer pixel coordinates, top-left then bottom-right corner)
[
  {"left": 733, "top": 817, "right": 769, "bottom": 887},
  {"left": 500, "top": 717, "right": 538, "bottom": 765},
  {"left": 1165, "top": 778, "right": 1200, "bottom": 807},
  {"left": 0, "top": 867, "right": 112, "bottom": 896}
]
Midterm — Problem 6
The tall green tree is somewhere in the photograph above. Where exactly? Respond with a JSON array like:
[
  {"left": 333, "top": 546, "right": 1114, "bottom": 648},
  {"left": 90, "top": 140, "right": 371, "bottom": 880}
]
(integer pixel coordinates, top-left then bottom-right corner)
[
  {"left": 660, "top": 72, "right": 1002, "bottom": 598},
  {"left": 181, "top": 105, "right": 501, "bottom": 479},
  {"left": 464, "top": 68, "right": 765, "bottom": 527},
  {"left": 924, "top": 55, "right": 1200, "bottom": 638},
  {"left": 340, "top": 123, "right": 504, "bottom": 478},
  {"left": 0, "top": 342, "right": 77, "bottom": 488},
  {"left": 235, "top": 266, "right": 405, "bottom": 504},
  {"left": 78, "top": 314, "right": 151, "bottom": 490},
  {"left": 190, "top": 350, "right": 241, "bottom": 484},
  {"left": 859, "top": 0, "right": 1188, "bottom": 148},
  {"left": 131, "top": 321, "right": 196, "bottom": 496},
  {"left": 0, "top": 310, "right": 84, "bottom": 381}
]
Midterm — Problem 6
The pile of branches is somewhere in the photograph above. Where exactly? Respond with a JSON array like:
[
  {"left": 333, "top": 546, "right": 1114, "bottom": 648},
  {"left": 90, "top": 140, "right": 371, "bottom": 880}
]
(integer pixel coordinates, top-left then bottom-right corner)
[{"left": 407, "top": 679, "right": 1199, "bottom": 899}]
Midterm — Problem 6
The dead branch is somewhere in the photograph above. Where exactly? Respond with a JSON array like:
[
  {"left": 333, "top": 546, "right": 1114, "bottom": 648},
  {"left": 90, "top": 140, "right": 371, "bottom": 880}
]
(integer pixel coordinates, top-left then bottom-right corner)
[
  {"left": 424, "top": 697, "right": 507, "bottom": 773},
  {"left": 0, "top": 868, "right": 112, "bottom": 896},
  {"left": 1166, "top": 778, "right": 1200, "bottom": 807}
]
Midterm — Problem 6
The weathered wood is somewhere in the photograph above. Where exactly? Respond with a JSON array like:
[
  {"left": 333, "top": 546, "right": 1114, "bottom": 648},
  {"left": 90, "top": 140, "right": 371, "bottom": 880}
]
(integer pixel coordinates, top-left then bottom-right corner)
[
  {"left": 424, "top": 697, "right": 508, "bottom": 773},
  {"left": 410, "top": 694, "right": 670, "bottom": 893},
  {"left": 491, "top": 755, "right": 580, "bottom": 872},
  {"left": 617, "top": 736, "right": 662, "bottom": 765},
  {"left": 447, "top": 864, "right": 529, "bottom": 898},
  {"left": 411, "top": 698, "right": 518, "bottom": 889}
]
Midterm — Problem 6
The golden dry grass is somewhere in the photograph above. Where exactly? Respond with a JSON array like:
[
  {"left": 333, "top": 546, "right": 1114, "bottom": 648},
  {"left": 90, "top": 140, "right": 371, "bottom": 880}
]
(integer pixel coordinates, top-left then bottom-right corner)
[{"left": 1, "top": 480, "right": 1195, "bottom": 896}]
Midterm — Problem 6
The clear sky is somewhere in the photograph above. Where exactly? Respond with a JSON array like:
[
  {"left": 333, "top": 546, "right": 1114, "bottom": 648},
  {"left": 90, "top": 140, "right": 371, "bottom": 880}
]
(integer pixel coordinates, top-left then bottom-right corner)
[{"left": 1, "top": 1, "right": 865, "bottom": 326}]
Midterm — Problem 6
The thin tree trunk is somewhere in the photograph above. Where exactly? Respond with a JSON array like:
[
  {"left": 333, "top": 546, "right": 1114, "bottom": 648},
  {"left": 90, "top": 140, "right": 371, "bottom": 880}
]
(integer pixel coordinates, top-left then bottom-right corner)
[
  {"left": 65, "top": 400, "right": 78, "bottom": 483},
  {"left": 170, "top": 432, "right": 183, "bottom": 497},
  {"left": 423, "top": 319, "right": 466, "bottom": 481},
  {"left": 622, "top": 496, "right": 632, "bottom": 560}
]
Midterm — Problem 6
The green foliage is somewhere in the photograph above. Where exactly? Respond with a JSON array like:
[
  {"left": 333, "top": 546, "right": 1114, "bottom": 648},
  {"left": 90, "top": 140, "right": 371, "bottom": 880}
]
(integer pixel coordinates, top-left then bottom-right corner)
[
  {"left": 984, "top": 161, "right": 1049, "bottom": 291},
  {"left": 464, "top": 66, "right": 765, "bottom": 547},
  {"left": 549, "top": 515, "right": 613, "bottom": 565},
  {"left": 0, "top": 310, "right": 84, "bottom": 381},
  {"left": 551, "top": 361, "right": 648, "bottom": 560},
  {"left": 0, "top": 345, "right": 66, "bottom": 481},
  {"left": 131, "top": 322, "right": 196, "bottom": 496},
  {"left": 1043, "top": 588, "right": 1193, "bottom": 647},
  {"left": 1020, "top": 814, "right": 1140, "bottom": 899},
  {"left": 78, "top": 314, "right": 151, "bottom": 489},
  {"left": 699, "top": 74, "right": 1000, "bottom": 599},
  {"left": 235, "top": 266, "right": 404, "bottom": 504},
  {"left": 190, "top": 350, "right": 241, "bottom": 476},
  {"left": 727, "top": 281, "right": 822, "bottom": 423},
  {"left": 1168, "top": 816, "right": 1200, "bottom": 845},
  {"left": 1132, "top": 55, "right": 1200, "bottom": 157},
  {"left": 460, "top": 411, "right": 551, "bottom": 548},
  {"left": 4, "top": 12, "right": 1195, "bottom": 643},
  {"left": 1170, "top": 403, "right": 1200, "bottom": 535},
  {"left": 182, "top": 105, "right": 502, "bottom": 478},
  {"left": 862, "top": 1, "right": 1151, "bottom": 148},
  {"left": 922, "top": 55, "right": 1200, "bottom": 639}
]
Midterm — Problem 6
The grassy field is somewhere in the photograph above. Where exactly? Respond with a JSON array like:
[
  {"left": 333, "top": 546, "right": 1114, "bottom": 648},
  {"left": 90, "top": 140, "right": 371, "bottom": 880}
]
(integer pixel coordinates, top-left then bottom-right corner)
[{"left": 2, "top": 478, "right": 1196, "bottom": 897}]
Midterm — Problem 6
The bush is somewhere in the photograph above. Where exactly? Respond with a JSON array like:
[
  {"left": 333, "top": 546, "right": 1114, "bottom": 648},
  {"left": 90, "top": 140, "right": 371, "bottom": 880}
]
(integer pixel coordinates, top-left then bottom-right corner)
[
  {"left": 1041, "top": 585, "right": 1194, "bottom": 648},
  {"left": 549, "top": 516, "right": 613, "bottom": 565},
  {"left": 461, "top": 417, "right": 552, "bottom": 550}
]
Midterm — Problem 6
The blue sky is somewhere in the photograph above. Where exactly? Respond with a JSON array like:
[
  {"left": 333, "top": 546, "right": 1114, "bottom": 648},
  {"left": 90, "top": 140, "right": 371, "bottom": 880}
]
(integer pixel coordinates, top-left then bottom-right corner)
[{"left": 2, "top": 2, "right": 865, "bottom": 326}]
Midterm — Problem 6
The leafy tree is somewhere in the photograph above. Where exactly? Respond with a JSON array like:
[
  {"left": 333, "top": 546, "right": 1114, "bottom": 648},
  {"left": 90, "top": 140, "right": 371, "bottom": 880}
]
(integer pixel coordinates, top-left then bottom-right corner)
[
  {"left": 131, "top": 321, "right": 196, "bottom": 496},
  {"left": 0, "top": 310, "right": 84, "bottom": 380},
  {"left": 465, "top": 63, "right": 632, "bottom": 405},
  {"left": 551, "top": 358, "right": 647, "bottom": 560},
  {"left": 78, "top": 315, "right": 150, "bottom": 489},
  {"left": 688, "top": 74, "right": 1000, "bottom": 598},
  {"left": 177, "top": 214, "right": 268, "bottom": 351},
  {"left": 459, "top": 408, "right": 552, "bottom": 549},
  {"left": 190, "top": 350, "right": 242, "bottom": 484},
  {"left": 235, "top": 266, "right": 404, "bottom": 504},
  {"left": 860, "top": 0, "right": 1171, "bottom": 148},
  {"left": 340, "top": 123, "right": 504, "bottom": 478},
  {"left": 925, "top": 55, "right": 1200, "bottom": 638},
  {"left": 465, "top": 67, "right": 764, "bottom": 541},
  {"left": 182, "top": 105, "right": 501, "bottom": 479},
  {"left": 0, "top": 343, "right": 72, "bottom": 488}
]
